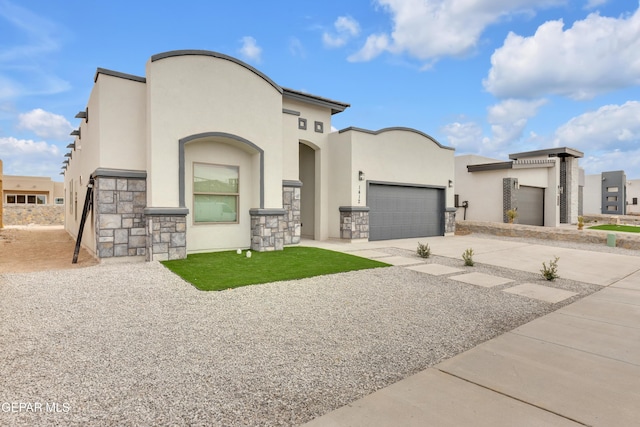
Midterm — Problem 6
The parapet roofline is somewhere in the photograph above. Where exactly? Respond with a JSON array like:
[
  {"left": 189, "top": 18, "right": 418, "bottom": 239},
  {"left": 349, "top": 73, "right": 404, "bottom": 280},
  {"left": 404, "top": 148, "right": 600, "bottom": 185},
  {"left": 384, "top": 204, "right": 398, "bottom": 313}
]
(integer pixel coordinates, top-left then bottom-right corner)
[
  {"left": 282, "top": 87, "right": 350, "bottom": 115},
  {"left": 509, "top": 147, "right": 584, "bottom": 160},
  {"left": 338, "top": 126, "right": 454, "bottom": 151},
  {"left": 95, "top": 68, "right": 146, "bottom": 83}
]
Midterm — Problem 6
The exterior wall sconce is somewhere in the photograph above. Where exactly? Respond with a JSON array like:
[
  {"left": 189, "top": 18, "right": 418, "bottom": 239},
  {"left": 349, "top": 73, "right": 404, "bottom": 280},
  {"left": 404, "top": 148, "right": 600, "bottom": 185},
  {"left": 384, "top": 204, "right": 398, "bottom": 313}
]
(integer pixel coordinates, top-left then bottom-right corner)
[
  {"left": 448, "top": 180, "right": 453, "bottom": 188},
  {"left": 358, "top": 171, "right": 365, "bottom": 181}
]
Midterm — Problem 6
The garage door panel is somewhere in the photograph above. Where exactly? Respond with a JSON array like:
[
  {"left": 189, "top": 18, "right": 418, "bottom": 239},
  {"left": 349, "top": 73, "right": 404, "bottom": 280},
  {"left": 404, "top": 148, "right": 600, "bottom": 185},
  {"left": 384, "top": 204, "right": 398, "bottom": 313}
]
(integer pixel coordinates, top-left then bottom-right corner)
[
  {"left": 518, "top": 186, "right": 544, "bottom": 226},
  {"left": 368, "top": 184, "right": 444, "bottom": 241}
]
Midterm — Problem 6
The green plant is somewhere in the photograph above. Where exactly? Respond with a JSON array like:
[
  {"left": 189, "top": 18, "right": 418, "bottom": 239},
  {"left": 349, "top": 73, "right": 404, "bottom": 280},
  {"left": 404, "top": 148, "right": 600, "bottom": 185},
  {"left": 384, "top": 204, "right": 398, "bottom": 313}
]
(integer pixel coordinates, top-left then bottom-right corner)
[
  {"left": 462, "top": 248, "right": 474, "bottom": 266},
  {"left": 506, "top": 208, "right": 518, "bottom": 224},
  {"left": 577, "top": 216, "right": 584, "bottom": 230},
  {"left": 162, "top": 247, "right": 390, "bottom": 291},
  {"left": 416, "top": 242, "right": 431, "bottom": 258},
  {"left": 541, "top": 256, "right": 560, "bottom": 281}
]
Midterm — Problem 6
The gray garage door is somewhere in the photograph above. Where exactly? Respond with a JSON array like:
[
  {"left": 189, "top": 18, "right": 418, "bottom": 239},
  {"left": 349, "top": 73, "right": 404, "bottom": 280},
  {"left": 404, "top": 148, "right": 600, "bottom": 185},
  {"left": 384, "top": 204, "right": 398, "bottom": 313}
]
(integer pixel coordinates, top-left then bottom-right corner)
[
  {"left": 368, "top": 184, "right": 444, "bottom": 241},
  {"left": 518, "top": 186, "right": 544, "bottom": 226}
]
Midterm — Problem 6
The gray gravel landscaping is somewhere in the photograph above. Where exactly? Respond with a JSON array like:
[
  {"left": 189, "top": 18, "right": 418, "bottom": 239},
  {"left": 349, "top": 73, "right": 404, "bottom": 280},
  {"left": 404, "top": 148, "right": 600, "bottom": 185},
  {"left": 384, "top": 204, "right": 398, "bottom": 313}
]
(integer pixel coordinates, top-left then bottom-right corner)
[{"left": 0, "top": 247, "right": 602, "bottom": 426}]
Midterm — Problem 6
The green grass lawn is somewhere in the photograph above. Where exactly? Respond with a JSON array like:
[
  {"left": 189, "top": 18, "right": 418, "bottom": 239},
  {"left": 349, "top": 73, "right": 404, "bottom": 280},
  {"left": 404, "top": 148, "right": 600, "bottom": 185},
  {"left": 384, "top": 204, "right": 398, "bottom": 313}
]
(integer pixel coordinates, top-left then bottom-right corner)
[
  {"left": 161, "top": 246, "right": 390, "bottom": 291},
  {"left": 588, "top": 224, "right": 640, "bottom": 233}
]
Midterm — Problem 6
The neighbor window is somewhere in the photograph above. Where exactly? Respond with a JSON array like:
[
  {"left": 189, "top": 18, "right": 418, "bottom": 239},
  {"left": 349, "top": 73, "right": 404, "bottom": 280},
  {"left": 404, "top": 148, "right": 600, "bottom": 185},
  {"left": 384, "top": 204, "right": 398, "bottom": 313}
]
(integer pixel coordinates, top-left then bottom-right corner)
[
  {"left": 55, "top": 197, "right": 64, "bottom": 205},
  {"left": 5, "top": 194, "right": 46, "bottom": 204},
  {"left": 193, "top": 163, "right": 239, "bottom": 223},
  {"left": 633, "top": 198, "right": 638, "bottom": 205}
]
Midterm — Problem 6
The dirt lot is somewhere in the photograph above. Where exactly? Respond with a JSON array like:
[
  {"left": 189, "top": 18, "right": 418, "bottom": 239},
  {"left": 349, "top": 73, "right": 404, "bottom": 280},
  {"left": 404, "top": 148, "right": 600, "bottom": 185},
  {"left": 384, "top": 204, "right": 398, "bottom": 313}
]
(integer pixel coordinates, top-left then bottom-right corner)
[{"left": 0, "top": 226, "right": 98, "bottom": 273}]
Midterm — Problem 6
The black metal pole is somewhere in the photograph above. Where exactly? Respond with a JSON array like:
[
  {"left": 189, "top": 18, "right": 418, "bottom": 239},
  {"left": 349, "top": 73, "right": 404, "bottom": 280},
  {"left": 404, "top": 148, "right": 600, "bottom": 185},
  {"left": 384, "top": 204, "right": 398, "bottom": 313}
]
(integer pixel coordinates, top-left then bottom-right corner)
[{"left": 72, "top": 178, "right": 94, "bottom": 264}]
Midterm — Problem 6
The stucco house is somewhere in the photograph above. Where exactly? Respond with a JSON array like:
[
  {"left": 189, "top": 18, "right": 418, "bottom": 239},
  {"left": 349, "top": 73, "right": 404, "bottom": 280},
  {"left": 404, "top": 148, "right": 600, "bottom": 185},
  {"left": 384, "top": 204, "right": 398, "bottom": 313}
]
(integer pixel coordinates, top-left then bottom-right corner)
[
  {"left": 3, "top": 175, "right": 64, "bottom": 206},
  {"left": 63, "top": 50, "right": 455, "bottom": 262},
  {"left": 455, "top": 148, "right": 583, "bottom": 226},
  {"left": 583, "top": 171, "right": 639, "bottom": 215}
]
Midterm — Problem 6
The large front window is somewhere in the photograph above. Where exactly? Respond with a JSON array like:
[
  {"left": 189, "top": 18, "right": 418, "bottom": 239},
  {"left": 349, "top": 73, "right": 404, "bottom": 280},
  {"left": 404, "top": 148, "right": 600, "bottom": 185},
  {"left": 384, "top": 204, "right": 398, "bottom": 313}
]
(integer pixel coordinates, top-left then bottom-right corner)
[{"left": 193, "top": 163, "right": 239, "bottom": 223}]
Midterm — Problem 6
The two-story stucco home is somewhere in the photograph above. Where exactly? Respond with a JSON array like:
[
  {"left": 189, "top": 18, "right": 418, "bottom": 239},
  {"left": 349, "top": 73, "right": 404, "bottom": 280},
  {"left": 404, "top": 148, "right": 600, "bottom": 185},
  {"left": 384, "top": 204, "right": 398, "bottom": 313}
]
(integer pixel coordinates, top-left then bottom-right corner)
[{"left": 63, "top": 50, "right": 456, "bottom": 262}]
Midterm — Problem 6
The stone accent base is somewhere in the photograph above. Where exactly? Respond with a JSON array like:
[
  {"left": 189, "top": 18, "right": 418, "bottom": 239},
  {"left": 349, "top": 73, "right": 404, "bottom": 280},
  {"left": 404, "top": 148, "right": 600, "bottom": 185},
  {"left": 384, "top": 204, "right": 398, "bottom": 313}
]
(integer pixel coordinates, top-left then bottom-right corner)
[
  {"left": 282, "top": 181, "right": 301, "bottom": 245},
  {"left": 250, "top": 209, "right": 286, "bottom": 252},
  {"left": 145, "top": 214, "right": 187, "bottom": 261},
  {"left": 339, "top": 206, "right": 369, "bottom": 240},
  {"left": 2, "top": 204, "right": 64, "bottom": 226},
  {"left": 94, "top": 173, "right": 147, "bottom": 259},
  {"left": 445, "top": 208, "right": 457, "bottom": 234}
]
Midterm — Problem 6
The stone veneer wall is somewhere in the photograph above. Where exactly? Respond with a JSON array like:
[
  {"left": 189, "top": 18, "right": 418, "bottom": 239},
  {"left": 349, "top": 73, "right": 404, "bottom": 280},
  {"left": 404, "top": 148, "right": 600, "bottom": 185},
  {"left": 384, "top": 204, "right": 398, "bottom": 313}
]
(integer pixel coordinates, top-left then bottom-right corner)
[
  {"left": 445, "top": 208, "right": 457, "bottom": 234},
  {"left": 145, "top": 214, "right": 187, "bottom": 261},
  {"left": 250, "top": 209, "right": 286, "bottom": 252},
  {"left": 503, "top": 178, "right": 518, "bottom": 223},
  {"left": 339, "top": 206, "right": 369, "bottom": 240},
  {"left": 282, "top": 181, "right": 301, "bottom": 245},
  {"left": 2, "top": 204, "right": 64, "bottom": 226},
  {"left": 94, "top": 173, "right": 147, "bottom": 258}
]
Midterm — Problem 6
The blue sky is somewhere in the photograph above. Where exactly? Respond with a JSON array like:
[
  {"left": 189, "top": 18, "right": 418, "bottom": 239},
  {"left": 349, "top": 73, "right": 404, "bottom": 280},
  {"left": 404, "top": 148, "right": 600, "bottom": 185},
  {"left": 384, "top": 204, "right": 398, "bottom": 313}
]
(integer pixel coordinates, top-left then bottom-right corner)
[{"left": 1, "top": 0, "right": 639, "bottom": 181}]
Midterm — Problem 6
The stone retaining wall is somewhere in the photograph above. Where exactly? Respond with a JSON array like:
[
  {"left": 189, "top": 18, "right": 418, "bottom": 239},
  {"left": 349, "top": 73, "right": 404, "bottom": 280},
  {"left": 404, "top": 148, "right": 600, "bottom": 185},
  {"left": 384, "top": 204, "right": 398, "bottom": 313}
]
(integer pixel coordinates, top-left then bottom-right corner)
[
  {"left": 456, "top": 220, "right": 640, "bottom": 250},
  {"left": 582, "top": 214, "right": 640, "bottom": 227},
  {"left": 2, "top": 204, "right": 64, "bottom": 226}
]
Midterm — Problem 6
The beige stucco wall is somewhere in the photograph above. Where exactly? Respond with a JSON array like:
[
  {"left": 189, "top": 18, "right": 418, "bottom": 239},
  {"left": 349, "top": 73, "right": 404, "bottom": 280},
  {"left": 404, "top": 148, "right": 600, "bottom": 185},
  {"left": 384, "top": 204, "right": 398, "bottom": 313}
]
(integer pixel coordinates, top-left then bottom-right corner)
[
  {"left": 184, "top": 138, "right": 257, "bottom": 252},
  {"left": 455, "top": 155, "right": 561, "bottom": 226},
  {"left": 328, "top": 128, "right": 455, "bottom": 239},
  {"left": 3, "top": 175, "right": 61, "bottom": 204},
  {"left": 146, "top": 54, "right": 283, "bottom": 210}
]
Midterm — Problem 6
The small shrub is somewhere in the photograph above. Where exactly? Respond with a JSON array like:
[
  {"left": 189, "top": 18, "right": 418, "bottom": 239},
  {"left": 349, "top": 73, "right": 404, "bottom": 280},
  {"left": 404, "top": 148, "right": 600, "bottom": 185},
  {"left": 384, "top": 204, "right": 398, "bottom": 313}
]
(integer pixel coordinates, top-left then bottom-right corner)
[
  {"left": 506, "top": 209, "right": 518, "bottom": 224},
  {"left": 541, "top": 256, "right": 560, "bottom": 281},
  {"left": 416, "top": 242, "right": 431, "bottom": 258},
  {"left": 577, "top": 216, "right": 584, "bottom": 230},
  {"left": 462, "top": 248, "right": 474, "bottom": 266}
]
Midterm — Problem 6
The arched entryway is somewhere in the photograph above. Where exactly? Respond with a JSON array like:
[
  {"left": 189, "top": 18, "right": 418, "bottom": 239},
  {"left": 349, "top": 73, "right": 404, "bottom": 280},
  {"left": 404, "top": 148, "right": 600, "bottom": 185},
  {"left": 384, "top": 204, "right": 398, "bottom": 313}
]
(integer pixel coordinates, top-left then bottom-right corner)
[{"left": 299, "top": 142, "right": 316, "bottom": 239}]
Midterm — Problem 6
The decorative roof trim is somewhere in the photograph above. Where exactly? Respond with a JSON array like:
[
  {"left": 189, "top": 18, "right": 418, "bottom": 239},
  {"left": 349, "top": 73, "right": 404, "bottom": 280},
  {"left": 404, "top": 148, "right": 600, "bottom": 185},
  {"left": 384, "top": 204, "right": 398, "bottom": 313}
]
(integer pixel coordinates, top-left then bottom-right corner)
[
  {"left": 94, "top": 68, "right": 146, "bottom": 83},
  {"left": 509, "top": 147, "right": 584, "bottom": 160},
  {"left": 151, "top": 50, "right": 282, "bottom": 94},
  {"left": 338, "top": 126, "right": 454, "bottom": 151},
  {"left": 467, "top": 162, "right": 513, "bottom": 172},
  {"left": 282, "top": 87, "right": 350, "bottom": 115}
]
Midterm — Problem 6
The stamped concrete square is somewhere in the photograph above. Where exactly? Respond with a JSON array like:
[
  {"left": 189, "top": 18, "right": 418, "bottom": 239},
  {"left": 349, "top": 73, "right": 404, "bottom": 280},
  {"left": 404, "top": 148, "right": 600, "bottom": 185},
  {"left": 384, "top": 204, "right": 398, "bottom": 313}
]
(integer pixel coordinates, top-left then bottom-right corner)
[
  {"left": 348, "top": 249, "right": 392, "bottom": 259},
  {"left": 406, "top": 264, "right": 464, "bottom": 276},
  {"left": 378, "top": 256, "right": 424, "bottom": 266},
  {"left": 503, "top": 283, "right": 577, "bottom": 303},
  {"left": 450, "top": 272, "right": 514, "bottom": 288}
]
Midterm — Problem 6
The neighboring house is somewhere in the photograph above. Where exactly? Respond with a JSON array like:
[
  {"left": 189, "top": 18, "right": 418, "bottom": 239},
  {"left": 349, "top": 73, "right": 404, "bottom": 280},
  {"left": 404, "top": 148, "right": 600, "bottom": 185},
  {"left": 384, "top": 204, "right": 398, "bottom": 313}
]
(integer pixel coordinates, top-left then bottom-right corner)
[
  {"left": 584, "top": 171, "right": 638, "bottom": 215},
  {"left": 2, "top": 175, "right": 64, "bottom": 206},
  {"left": 63, "top": 50, "right": 456, "bottom": 262},
  {"left": 455, "top": 148, "right": 583, "bottom": 226}
]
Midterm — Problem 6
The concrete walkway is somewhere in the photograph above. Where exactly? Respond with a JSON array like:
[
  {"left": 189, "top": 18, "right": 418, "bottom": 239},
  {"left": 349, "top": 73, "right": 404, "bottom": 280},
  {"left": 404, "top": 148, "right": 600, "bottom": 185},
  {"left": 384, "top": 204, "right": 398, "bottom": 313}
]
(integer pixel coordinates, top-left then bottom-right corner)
[{"left": 302, "top": 235, "right": 640, "bottom": 426}]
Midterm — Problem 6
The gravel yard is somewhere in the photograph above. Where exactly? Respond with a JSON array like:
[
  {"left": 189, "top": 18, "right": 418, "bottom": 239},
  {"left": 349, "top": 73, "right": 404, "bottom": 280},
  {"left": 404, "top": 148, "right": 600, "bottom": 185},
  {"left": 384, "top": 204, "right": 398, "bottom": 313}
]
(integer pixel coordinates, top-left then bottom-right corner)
[{"left": 0, "top": 245, "right": 602, "bottom": 427}]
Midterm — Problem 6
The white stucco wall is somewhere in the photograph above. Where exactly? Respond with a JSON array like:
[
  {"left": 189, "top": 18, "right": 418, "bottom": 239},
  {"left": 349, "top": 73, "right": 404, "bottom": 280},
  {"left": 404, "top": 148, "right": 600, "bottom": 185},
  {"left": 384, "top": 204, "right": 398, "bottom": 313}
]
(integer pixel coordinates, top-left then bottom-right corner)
[
  {"left": 583, "top": 174, "right": 603, "bottom": 214},
  {"left": 627, "top": 179, "right": 640, "bottom": 214},
  {"left": 455, "top": 155, "right": 561, "bottom": 226},
  {"left": 145, "top": 54, "right": 283, "bottom": 210}
]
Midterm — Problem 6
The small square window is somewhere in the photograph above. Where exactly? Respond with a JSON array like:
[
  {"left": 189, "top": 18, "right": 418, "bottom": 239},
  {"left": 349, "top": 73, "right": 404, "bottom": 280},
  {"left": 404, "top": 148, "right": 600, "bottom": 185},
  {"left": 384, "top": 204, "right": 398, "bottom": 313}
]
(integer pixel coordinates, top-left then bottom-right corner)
[
  {"left": 298, "top": 118, "right": 307, "bottom": 130},
  {"left": 607, "top": 186, "right": 619, "bottom": 193},
  {"left": 633, "top": 197, "right": 638, "bottom": 205},
  {"left": 314, "top": 121, "right": 324, "bottom": 133},
  {"left": 6, "top": 195, "right": 16, "bottom": 203},
  {"left": 17, "top": 195, "right": 26, "bottom": 204},
  {"left": 37, "top": 195, "right": 46, "bottom": 204},
  {"left": 55, "top": 198, "right": 65, "bottom": 205},
  {"left": 607, "top": 196, "right": 618, "bottom": 202}
]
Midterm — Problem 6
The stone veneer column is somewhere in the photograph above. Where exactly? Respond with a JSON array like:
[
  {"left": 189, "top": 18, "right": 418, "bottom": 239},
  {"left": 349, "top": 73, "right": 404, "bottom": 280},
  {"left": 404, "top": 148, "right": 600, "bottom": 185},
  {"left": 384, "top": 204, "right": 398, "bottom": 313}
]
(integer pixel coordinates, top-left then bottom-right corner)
[
  {"left": 93, "top": 169, "right": 147, "bottom": 259},
  {"left": 444, "top": 207, "right": 457, "bottom": 235},
  {"left": 282, "top": 180, "right": 302, "bottom": 245},
  {"left": 339, "top": 206, "right": 370, "bottom": 240},
  {"left": 503, "top": 178, "right": 518, "bottom": 223},
  {"left": 144, "top": 208, "right": 188, "bottom": 261},
  {"left": 249, "top": 209, "right": 286, "bottom": 252}
]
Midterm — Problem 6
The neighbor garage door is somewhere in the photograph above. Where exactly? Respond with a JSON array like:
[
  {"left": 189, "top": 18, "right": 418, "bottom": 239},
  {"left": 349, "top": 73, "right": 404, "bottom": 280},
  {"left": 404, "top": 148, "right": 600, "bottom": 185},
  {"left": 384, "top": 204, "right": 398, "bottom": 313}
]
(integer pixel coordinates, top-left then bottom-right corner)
[
  {"left": 368, "top": 183, "right": 444, "bottom": 241},
  {"left": 518, "top": 186, "right": 544, "bottom": 226}
]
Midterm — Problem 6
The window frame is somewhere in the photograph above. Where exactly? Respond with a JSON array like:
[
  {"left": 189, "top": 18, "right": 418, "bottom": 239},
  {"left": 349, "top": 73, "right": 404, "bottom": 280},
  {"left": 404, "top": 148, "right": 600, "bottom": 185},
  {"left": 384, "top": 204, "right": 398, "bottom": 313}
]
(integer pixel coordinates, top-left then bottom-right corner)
[{"left": 192, "top": 162, "right": 240, "bottom": 225}]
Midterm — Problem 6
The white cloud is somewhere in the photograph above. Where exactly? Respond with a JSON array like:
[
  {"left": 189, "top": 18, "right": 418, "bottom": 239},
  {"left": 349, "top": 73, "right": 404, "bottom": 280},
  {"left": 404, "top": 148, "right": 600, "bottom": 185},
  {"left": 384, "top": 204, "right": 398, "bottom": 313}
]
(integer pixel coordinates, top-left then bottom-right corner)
[
  {"left": 0, "top": 136, "right": 62, "bottom": 178},
  {"left": 486, "top": 99, "right": 547, "bottom": 149},
  {"left": 238, "top": 36, "right": 262, "bottom": 63},
  {"left": 289, "top": 37, "right": 306, "bottom": 58},
  {"left": 17, "top": 108, "right": 73, "bottom": 140},
  {"left": 348, "top": 34, "right": 390, "bottom": 62},
  {"left": 584, "top": 0, "right": 608, "bottom": 10},
  {"left": 484, "top": 8, "right": 640, "bottom": 99},
  {"left": 440, "top": 120, "right": 484, "bottom": 152},
  {"left": 553, "top": 101, "right": 640, "bottom": 152},
  {"left": 323, "top": 16, "right": 360, "bottom": 48},
  {"left": 350, "top": 0, "right": 564, "bottom": 64},
  {"left": 581, "top": 149, "right": 640, "bottom": 176}
]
